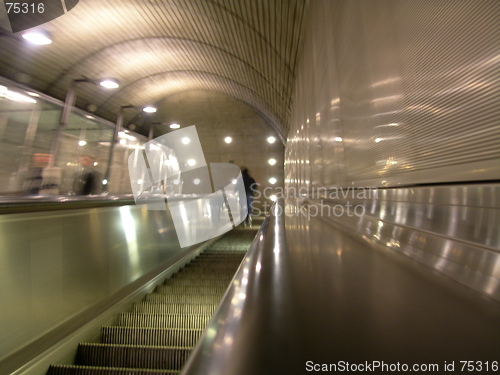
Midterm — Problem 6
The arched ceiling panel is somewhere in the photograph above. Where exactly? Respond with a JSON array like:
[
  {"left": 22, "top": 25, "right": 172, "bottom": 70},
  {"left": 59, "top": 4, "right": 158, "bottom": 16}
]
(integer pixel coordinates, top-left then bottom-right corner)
[
  {"left": 92, "top": 70, "right": 284, "bottom": 140},
  {"left": 0, "top": 0, "right": 308, "bottom": 136}
]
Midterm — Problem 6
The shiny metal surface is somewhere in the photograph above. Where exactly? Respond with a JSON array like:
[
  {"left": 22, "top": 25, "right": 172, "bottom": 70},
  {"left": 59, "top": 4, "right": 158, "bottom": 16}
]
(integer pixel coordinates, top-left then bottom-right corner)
[
  {"left": 0, "top": 200, "right": 199, "bottom": 364},
  {"left": 0, "top": 195, "right": 135, "bottom": 213},
  {"left": 182, "top": 198, "right": 500, "bottom": 375},
  {"left": 295, "top": 184, "right": 500, "bottom": 300},
  {"left": 287, "top": 0, "right": 500, "bottom": 187}
]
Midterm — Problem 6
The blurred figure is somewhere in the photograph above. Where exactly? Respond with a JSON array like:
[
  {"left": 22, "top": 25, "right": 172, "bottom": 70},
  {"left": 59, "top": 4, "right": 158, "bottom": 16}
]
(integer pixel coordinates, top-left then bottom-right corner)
[
  {"left": 24, "top": 153, "right": 61, "bottom": 195},
  {"left": 241, "top": 167, "right": 257, "bottom": 226},
  {"left": 74, "top": 154, "right": 100, "bottom": 195}
]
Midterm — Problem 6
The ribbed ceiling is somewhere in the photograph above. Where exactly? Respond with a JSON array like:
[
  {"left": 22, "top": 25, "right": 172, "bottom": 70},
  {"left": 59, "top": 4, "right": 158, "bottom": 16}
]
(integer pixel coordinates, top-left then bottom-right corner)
[{"left": 0, "top": 0, "right": 309, "bottom": 139}]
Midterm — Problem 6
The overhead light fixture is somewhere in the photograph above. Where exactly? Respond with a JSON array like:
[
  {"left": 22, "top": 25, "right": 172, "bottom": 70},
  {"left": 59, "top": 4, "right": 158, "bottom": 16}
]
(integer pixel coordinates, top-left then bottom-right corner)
[
  {"left": 78, "top": 140, "right": 87, "bottom": 146},
  {"left": 267, "top": 136, "right": 276, "bottom": 144},
  {"left": 22, "top": 30, "right": 52, "bottom": 45},
  {"left": 268, "top": 158, "right": 277, "bottom": 165},
  {"left": 99, "top": 79, "right": 119, "bottom": 89},
  {"left": 0, "top": 86, "right": 37, "bottom": 103},
  {"left": 170, "top": 123, "right": 180, "bottom": 129},
  {"left": 143, "top": 106, "right": 157, "bottom": 113},
  {"left": 224, "top": 136, "right": 232, "bottom": 144},
  {"left": 269, "top": 177, "right": 277, "bottom": 185}
]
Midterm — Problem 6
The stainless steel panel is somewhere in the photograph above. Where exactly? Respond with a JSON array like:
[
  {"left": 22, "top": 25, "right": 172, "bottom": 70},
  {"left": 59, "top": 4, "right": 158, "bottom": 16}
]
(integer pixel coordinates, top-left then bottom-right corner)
[
  {"left": 0, "top": 202, "right": 187, "bottom": 363},
  {"left": 287, "top": 0, "right": 500, "bottom": 188},
  {"left": 290, "top": 184, "right": 500, "bottom": 300}
]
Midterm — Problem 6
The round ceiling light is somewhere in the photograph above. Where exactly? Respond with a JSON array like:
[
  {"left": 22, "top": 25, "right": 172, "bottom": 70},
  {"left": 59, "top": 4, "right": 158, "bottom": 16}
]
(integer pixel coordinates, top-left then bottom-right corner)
[
  {"left": 22, "top": 31, "right": 52, "bottom": 45},
  {"left": 99, "top": 79, "right": 119, "bottom": 89}
]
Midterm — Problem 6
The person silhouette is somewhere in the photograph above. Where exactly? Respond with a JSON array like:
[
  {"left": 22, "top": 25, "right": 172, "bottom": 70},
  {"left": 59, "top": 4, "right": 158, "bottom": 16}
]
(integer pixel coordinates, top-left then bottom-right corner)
[{"left": 241, "top": 167, "right": 257, "bottom": 226}]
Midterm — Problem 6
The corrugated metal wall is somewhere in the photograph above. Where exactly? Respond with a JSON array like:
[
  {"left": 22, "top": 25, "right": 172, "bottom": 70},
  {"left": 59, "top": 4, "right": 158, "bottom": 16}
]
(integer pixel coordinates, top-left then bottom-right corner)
[{"left": 286, "top": 0, "right": 500, "bottom": 189}]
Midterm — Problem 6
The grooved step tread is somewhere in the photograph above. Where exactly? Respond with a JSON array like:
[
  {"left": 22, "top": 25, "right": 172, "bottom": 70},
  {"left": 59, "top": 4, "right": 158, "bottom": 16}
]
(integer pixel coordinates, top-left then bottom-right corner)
[
  {"left": 155, "top": 285, "right": 228, "bottom": 294},
  {"left": 172, "top": 271, "right": 235, "bottom": 278},
  {"left": 76, "top": 343, "right": 190, "bottom": 370},
  {"left": 117, "top": 313, "right": 211, "bottom": 329},
  {"left": 145, "top": 293, "right": 222, "bottom": 303},
  {"left": 131, "top": 302, "right": 218, "bottom": 315},
  {"left": 163, "top": 278, "right": 231, "bottom": 286},
  {"left": 47, "top": 364, "right": 179, "bottom": 375},
  {"left": 101, "top": 327, "right": 203, "bottom": 347}
]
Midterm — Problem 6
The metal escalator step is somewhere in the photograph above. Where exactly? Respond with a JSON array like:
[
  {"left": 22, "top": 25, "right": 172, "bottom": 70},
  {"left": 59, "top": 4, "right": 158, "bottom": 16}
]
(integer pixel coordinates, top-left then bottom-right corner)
[
  {"left": 131, "top": 302, "right": 218, "bottom": 315},
  {"left": 186, "top": 258, "right": 241, "bottom": 267},
  {"left": 179, "top": 267, "right": 238, "bottom": 277},
  {"left": 163, "top": 278, "right": 231, "bottom": 287},
  {"left": 145, "top": 293, "right": 222, "bottom": 304},
  {"left": 47, "top": 364, "right": 179, "bottom": 375},
  {"left": 117, "top": 313, "right": 211, "bottom": 329},
  {"left": 192, "top": 254, "right": 244, "bottom": 263},
  {"left": 76, "top": 343, "right": 190, "bottom": 370},
  {"left": 170, "top": 272, "right": 234, "bottom": 280},
  {"left": 184, "top": 263, "right": 241, "bottom": 269},
  {"left": 203, "top": 249, "right": 247, "bottom": 254},
  {"left": 101, "top": 327, "right": 203, "bottom": 347},
  {"left": 155, "top": 285, "right": 228, "bottom": 295}
]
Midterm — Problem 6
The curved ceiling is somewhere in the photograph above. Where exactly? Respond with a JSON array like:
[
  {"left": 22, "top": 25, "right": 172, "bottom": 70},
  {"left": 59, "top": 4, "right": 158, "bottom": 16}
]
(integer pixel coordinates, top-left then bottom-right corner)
[{"left": 0, "top": 0, "right": 309, "bottom": 139}]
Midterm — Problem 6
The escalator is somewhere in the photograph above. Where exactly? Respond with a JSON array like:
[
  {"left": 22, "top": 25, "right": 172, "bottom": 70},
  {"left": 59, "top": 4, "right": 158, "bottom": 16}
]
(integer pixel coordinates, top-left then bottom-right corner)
[{"left": 46, "top": 226, "right": 258, "bottom": 375}]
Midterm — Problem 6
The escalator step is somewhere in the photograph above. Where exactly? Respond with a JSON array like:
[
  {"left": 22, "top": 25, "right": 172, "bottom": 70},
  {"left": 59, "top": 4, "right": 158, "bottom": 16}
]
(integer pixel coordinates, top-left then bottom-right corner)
[
  {"left": 117, "top": 313, "right": 211, "bottom": 329},
  {"left": 163, "top": 278, "right": 231, "bottom": 287},
  {"left": 47, "top": 365, "right": 179, "bottom": 375},
  {"left": 171, "top": 272, "right": 234, "bottom": 280},
  {"left": 145, "top": 293, "right": 222, "bottom": 304},
  {"left": 155, "top": 285, "right": 228, "bottom": 295},
  {"left": 183, "top": 263, "right": 241, "bottom": 270},
  {"left": 76, "top": 343, "right": 190, "bottom": 370},
  {"left": 101, "top": 327, "right": 203, "bottom": 347},
  {"left": 179, "top": 267, "right": 238, "bottom": 277},
  {"left": 131, "top": 302, "right": 218, "bottom": 315}
]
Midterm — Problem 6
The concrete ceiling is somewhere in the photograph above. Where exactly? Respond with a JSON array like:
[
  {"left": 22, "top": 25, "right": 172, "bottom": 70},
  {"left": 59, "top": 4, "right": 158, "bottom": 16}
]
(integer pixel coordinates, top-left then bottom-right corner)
[{"left": 0, "top": 0, "right": 309, "bottom": 140}]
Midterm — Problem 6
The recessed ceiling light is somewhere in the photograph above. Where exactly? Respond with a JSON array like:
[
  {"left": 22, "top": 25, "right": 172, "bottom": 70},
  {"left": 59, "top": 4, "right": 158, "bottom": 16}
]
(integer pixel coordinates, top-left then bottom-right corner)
[
  {"left": 269, "top": 177, "right": 277, "bottom": 185},
  {"left": 99, "top": 79, "right": 119, "bottom": 89},
  {"left": 224, "top": 136, "right": 232, "bottom": 144},
  {"left": 143, "top": 106, "right": 157, "bottom": 113},
  {"left": 267, "top": 136, "right": 276, "bottom": 144},
  {"left": 78, "top": 140, "right": 87, "bottom": 146},
  {"left": 268, "top": 158, "right": 277, "bottom": 165},
  {"left": 170, "top": 123, "right": 180, "bottom": 129},
  {"left": 22, "top": 31, "right": 52, "bottom": 45}
]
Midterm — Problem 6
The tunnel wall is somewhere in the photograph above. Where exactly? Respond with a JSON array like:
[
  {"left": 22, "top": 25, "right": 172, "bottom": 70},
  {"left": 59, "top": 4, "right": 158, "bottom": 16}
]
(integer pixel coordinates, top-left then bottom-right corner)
[{"left": 286, "top": 0, "right": 500, "bottom": 189}]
